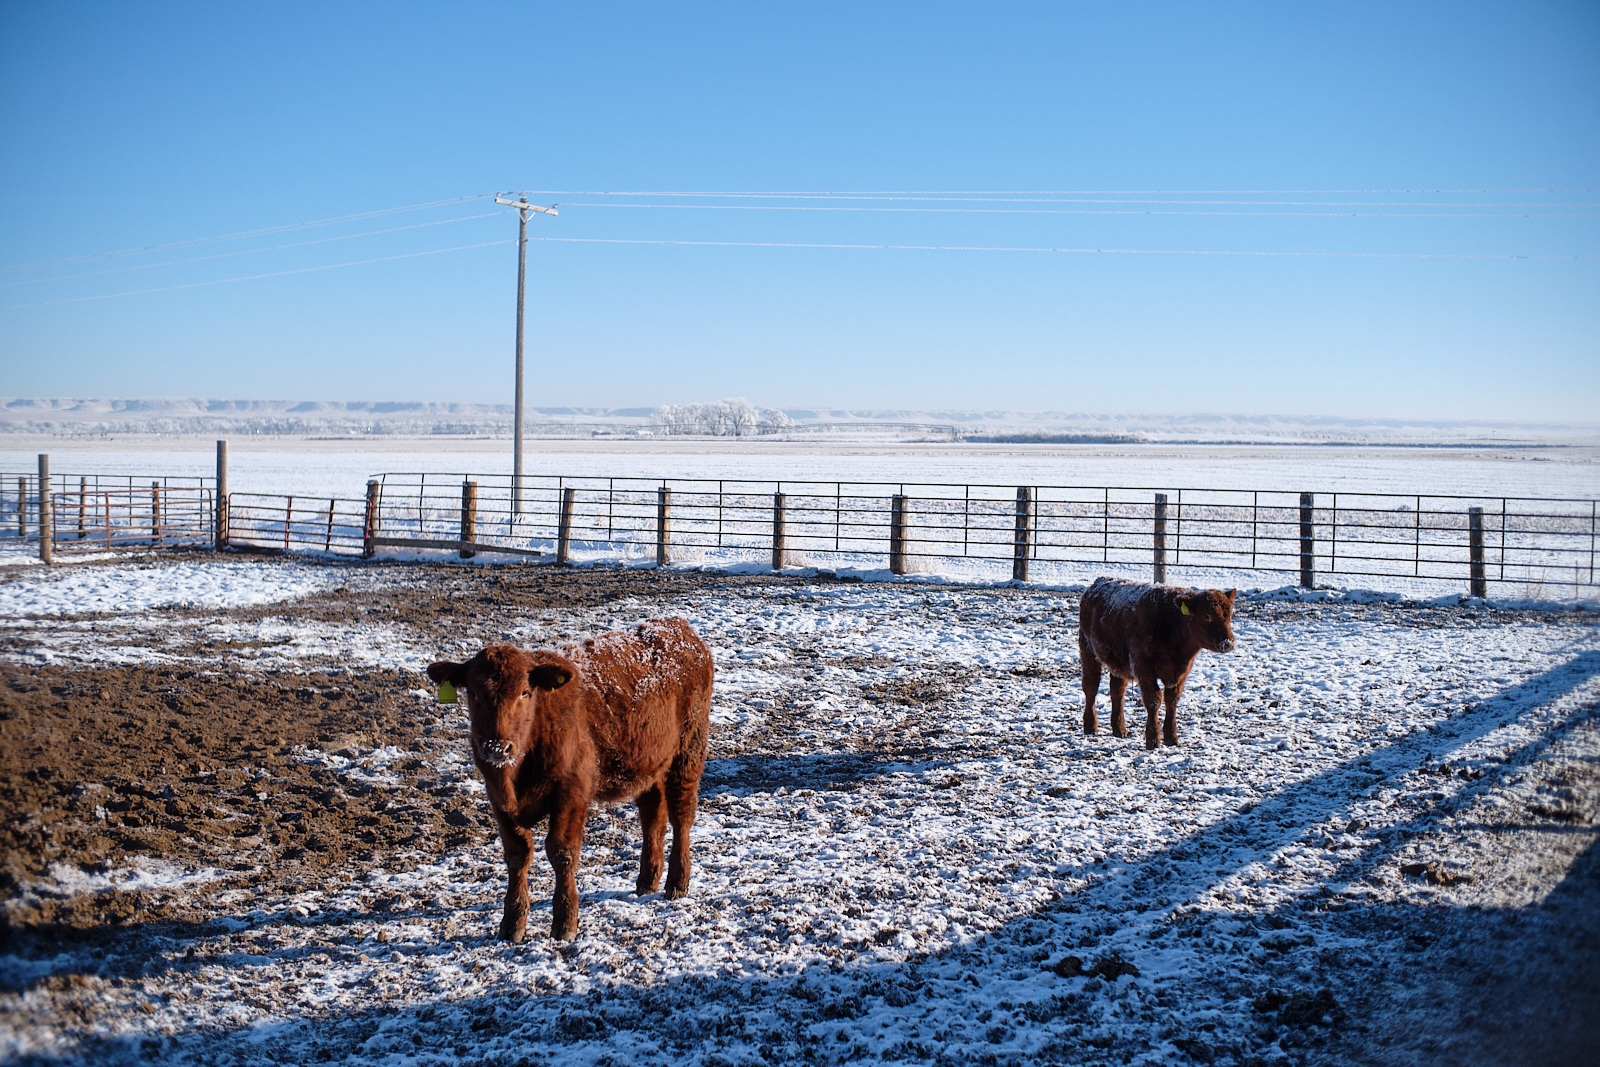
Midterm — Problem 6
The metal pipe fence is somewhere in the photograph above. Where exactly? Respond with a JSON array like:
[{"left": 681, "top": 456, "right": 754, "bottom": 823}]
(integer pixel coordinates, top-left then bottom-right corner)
[
  {"left": 0, "top": 471, "right": 215, "bottom": 552},
  {"left": 9, "top": 463, "right": 1595, "bottom": 599},
  {"left": 365, "top": 473, "right": 1600, "bottom": 598},
  {"left": 226, "top": 493, "right": 370, "bottom": 555}
]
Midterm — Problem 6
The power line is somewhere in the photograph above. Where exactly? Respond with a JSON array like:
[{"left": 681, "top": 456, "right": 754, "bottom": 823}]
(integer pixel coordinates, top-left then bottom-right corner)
[
  {"left": 522, "top": 235, "right": 1597, "bottom": 260},
  {"left": 0, "top": 193, "right": 498, "bottom": 274},
  {"left": 518, "top": 189, "right": 1599, "bottom": 206},
  {"left": 0, "top": 212, "right": 505, "bottom": 289},
  {"left": 1, "top": 239, "right": 513, "bottom": 310},
  {"left": 555, "top": 201, "right": 1598, "bottom": 219}
]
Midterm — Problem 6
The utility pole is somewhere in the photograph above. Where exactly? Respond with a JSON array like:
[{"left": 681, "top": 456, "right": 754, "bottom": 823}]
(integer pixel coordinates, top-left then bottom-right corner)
[{"left": 495, "top": 194, "right": 558, "bottom": 515}]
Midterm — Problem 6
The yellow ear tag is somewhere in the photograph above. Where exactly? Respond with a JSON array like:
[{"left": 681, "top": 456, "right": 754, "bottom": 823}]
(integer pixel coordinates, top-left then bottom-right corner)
[
  {"left": 437, "top": 681, "right": 458, "bottom": 704},
  {"left": 1180, "top": 602, "right": 1190, "bottom": 615}
]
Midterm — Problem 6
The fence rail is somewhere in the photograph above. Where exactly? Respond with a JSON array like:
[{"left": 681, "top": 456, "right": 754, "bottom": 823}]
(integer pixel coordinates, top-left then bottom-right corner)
[
  {"left": 226, "top": 493, "right": 369, "bottom": 555},
  {"left": 46, "top": 485, "right": 215, "bottom": 552},
  {"left": 362, "top": 473, "right": 1600, "bottom": 599},
  {"left": 0, "top": 471, "right": 215, "bottom": 553},
  {"left": 8, "top": 462, "right": 1596, "bottom": 599}
]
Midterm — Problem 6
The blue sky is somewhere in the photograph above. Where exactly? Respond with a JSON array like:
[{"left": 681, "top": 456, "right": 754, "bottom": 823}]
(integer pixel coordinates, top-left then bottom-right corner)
[{"left": 1, "top": 1, "right": 1596, "bottom": 419}]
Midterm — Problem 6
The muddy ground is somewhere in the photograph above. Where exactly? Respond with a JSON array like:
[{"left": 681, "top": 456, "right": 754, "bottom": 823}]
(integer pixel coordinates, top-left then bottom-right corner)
[{"left": 0, "top": 563, "right": 792, "bottom": 934}]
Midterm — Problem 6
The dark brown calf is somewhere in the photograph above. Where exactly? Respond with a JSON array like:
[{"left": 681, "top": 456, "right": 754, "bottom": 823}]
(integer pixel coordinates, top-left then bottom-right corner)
[
  {"left": 1078, "top": 577, "right": 1237, "bottom": 749},
  {"left": 427, "top": 617, "right": 713, "bottom": 942}
]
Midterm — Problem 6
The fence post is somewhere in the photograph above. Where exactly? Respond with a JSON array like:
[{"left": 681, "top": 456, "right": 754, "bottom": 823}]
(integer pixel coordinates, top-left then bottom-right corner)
[
  {"left": 1468, "top": 506, "right": 1486, "bottom": 598},
  {"left": 151, "top": 482, "right": 162, "bottom": 546},
  {"left": 1299, "top": 492, "right": 1315, "bottom": 589},
  {"left": 215, "top": 440, "right": 229, "bottom": 549},
  {"left": 363, "top": 480, "right": 379, "bottom": 559},
  {"left": 324, "top": 499, "right": 336, "bottom": 552},
  {"left": 460, "top": 481, "right": 478, "bottom": 558},
  {"left": 656, "top": 488, "right": 672, "bottom": 566},
  {"left": 1153, "top": 492, "right": 1167, "bottom": 584},
  {"left": 889, "top": 494, "right": 907, "bottom": 575},
  {"left": 17, "top": 477, "right": 25, "bottom": 539},
  {"left": 283, "top": 496, "right": 293, "bottom": 550},
  {"left": 772, "top": 492, "right": 787, "bottom": 571},
  {"left": 557, "top": 486, "right": 576, "bottom": 564},
  {"left": 38, "top": 455, "right": 51, "bottom": 565},
  {"left": 1013, "top": 487, "right": 1031, "bottom": 582},
  {"left": 77, "top": 477, "right": 87, "bottom": 541}
]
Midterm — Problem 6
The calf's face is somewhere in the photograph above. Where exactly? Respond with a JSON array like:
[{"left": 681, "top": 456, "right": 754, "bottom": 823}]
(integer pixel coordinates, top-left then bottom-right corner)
[
  {"left": 1176, "top": 588, "right": 1238, "bottom": 653},
  {"left": 427, "top": 646, "right": 575, "bottom": 769}
]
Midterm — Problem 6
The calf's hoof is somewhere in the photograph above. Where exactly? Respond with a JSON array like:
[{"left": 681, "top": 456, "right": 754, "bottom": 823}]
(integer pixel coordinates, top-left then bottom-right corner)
[
  {"left": 663, "top": 882, "right": 689, "bottom": 901},
  {"left": 551, "top": 922, "right": 579, "bottom": 941},
  {"left": 1143, "top": 732, "right": 1159, "bottom": 750},
  {"left": 497, "top": 919, "right": 527, "bottom": 943}
]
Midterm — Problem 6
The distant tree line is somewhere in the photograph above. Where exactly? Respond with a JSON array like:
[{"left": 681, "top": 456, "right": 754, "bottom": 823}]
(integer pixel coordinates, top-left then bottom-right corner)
[{"left": 649, "top": 399, "right": 794, "bottom": 436}]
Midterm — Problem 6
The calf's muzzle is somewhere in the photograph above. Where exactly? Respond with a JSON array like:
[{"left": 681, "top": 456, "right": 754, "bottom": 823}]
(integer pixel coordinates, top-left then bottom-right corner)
[{"left": 477, "top": 737, "right": 519, "bottom": 767}]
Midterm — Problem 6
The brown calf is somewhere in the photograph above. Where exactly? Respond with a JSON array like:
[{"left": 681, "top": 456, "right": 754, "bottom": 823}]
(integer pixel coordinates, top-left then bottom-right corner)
[
  {"left": 427, "top": 617, "right": 713, "bottom": 942},
  {"left": 1078, "top": 577, "right": 1238, "bottom": 749}
]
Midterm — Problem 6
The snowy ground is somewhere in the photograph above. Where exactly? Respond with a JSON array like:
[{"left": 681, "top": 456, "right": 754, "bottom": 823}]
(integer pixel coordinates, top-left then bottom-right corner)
[
  {"left": 3, "top": 439, "right": 1598, "bottom": 500},
  {"left": 1, "top": 552, "right": 1597, "bottom": 1065}
]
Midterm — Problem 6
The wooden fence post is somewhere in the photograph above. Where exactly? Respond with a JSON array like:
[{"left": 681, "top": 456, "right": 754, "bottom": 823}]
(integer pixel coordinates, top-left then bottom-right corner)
[
  {"left": 215, "top": 440, "right": 229, "bottom": 549},
  {"left": 38, "top": 455, "right": 51, "bottom": 565},
  {"left": 151, "top": 482, "right": 162, "bottom": 546},
  {"left": 77, "top": 477, "right": 87, "bottom": 541},
  {"left": 1153, "top": 492, "right": 1168, "bottom": 585},
  {"left": 324, "top": 499, "right": 336, "bottom": 552},
  {"left": 460, "top": 481, "right": 478, "bottom": 558},
  {"left": 283, "top": 496, "right": 293, "bottom": 550},
  {"left": 363, "top": 480, "right": 380, "bottom": 559},
  {"left": 1299, "top": 493, "right": 1315, "bottom": 589},
  {"left": 557, "top": 486, "right": 576, "bottom": 563},
  {"left": 772, "top": 492, "right": 787, "bottom": 571},
  {"left": 889, "top": 494, "right": 908, "bottom": 575},
  {"left": 656, "top": 487, "right": 672, "bottom": 566},
  {"left": 1469, "top": 506, "right": 1486, "bottom": 598},
  {"left": 1013, "top": 487, "right": 1031, "bottom": 582},
  {"left": 17, "top": 477, "right": 25, "bottom": 539}
]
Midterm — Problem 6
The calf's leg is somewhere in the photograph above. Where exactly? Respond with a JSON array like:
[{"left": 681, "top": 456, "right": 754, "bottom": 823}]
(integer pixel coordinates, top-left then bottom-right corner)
[
  {"left": 663, "top": 764, "right": 700, "bottom": 900},
  {"left": 1162, "top": 677, "right": 1185, "bottom": 746},
  {"left": 1081, "top": 651, "right": 1102, "bottom": 735},
  {"left": 1136, "top": 673, "right": 1163, "bottom": 750},
  {"left": 634, "top": 783, "right": 667, "bottom": 895},
  {"left": 1108, "top": 675, "right": 1128, "bottom": 738},
  {"left": 545, "top": 802, "right": 588, "bottom": 941},
  {"left": 492, "top": 810, "right": 535, "bottom": 943}
]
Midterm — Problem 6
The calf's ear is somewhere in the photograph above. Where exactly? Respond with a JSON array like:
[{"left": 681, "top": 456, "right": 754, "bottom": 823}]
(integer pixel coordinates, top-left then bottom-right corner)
[
  {"left": 1226, "top": 588, "right": 1238, "bottom": 604},
  {"left": 530, "top": 665, "right": 573, "bottom": 691},
  {"left": 427, "top": 661, "right": 467, "bottom": 685}
]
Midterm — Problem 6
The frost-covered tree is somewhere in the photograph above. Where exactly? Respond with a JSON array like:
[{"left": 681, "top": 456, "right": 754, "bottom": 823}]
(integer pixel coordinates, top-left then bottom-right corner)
[
  {"left": 650, "top": 398, "right": 761, "bottom": 435},
  {"left": 758, "top": 408, "right": 794, "bottom": 434},
  {"left": 720, "top": 398, "right": 757, "bottom": 437}
]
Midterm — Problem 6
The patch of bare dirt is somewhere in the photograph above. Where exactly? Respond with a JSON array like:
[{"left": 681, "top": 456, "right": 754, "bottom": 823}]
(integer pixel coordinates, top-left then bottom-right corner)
[{"left": 0, "top": 563, "right": 853, "bottom": 940}]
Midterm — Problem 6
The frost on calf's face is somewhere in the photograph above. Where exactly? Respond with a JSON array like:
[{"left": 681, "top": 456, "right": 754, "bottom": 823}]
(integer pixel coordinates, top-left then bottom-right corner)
[{"left": 1181, "top": 588, "right": 1239, "bottom": 654}]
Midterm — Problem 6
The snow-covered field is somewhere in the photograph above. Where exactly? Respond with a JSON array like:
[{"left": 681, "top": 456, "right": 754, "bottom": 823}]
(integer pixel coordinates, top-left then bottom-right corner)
[
  {"left": 1, "top": 551, "right": 1597, "bottom": 1065},
  {"left": 4, "top": 442, "right": 1597, "bottom": 606},
  {"left": 3, "top": 440, "right": 1598, "bottom": 500}
]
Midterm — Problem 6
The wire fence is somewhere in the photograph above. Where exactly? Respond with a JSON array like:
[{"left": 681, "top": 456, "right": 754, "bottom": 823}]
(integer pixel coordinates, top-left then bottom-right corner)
[
  {"left": 0, "top": 472, "right": 216, "bottom": 552},
  {"left": 4, "top": 465, "right": 1595, "bottom": 599},
  {"left": 362, "top": 473, "right": 1600, "bottom": 599},
  {"left": 226, "top": 493, "right": 369, "bottom": 555}
]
